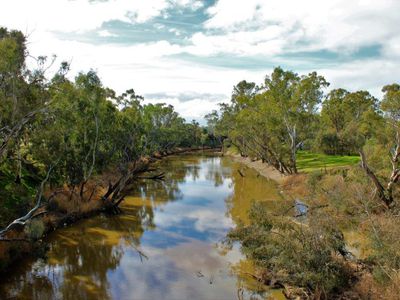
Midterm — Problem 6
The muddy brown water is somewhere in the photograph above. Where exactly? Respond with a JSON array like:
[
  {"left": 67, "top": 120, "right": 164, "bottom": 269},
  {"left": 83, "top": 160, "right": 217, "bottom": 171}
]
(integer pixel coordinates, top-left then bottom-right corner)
[{"left": 0, "top": 155, "right": 286, "bottom": 300}]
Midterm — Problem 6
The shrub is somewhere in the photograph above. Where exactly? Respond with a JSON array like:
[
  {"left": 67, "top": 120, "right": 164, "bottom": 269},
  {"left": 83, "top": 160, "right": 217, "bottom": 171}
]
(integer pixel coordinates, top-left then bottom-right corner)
[
  {"left": 368, "top": 213, "right": 400, "bottom": 284},
  {"left": 307, "top": 170, "right": 324, "bottom": 191},
  {"left": 46, "top": 199, "right": 59, "bottom": 212},
  {"left": 24, "top": 219, "right": 45, "bottom": 240},
  {"left": 227, "top": 202, "right": 353, "bottom": 297}
]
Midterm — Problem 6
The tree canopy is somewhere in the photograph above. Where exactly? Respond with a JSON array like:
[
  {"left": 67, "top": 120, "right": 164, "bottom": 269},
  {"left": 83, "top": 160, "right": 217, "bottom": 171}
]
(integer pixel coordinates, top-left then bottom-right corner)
[{"left": 0, "top": 27, "right": 212, "bottom": 227}]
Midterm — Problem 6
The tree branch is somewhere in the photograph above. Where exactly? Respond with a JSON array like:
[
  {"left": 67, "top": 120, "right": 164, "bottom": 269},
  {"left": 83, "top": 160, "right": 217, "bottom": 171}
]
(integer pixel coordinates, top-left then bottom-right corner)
[{"left": 0, "top": 164, "right": 55, "bottom": 237}]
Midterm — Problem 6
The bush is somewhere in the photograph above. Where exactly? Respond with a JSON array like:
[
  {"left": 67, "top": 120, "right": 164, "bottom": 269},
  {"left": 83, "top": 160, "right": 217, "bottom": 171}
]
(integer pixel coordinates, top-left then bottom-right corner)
[
  {"left": 24, "top": 219, "right": 45, "bottom": 240},
  {"left": 227, "top": 202, "right": 353, "bottom": 297},
  {"left": 46, "top": 199, "right": 59, "bottom": 212},
  {"left": 307, "top": 170, "right": 324, "bottom": 191},
  {"left": 368, "top": 213, "right": 400, "bottom": 284}
]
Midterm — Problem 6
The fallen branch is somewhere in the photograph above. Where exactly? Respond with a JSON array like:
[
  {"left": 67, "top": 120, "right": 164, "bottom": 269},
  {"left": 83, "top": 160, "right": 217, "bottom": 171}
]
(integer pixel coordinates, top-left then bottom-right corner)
[{"left": 137, "top": 172, "right": 165, "bottom": 180}]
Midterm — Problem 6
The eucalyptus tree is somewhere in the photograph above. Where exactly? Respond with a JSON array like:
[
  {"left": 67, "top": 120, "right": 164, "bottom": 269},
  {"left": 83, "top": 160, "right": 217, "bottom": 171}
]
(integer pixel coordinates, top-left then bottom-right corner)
[
  {"left": 359, "top": 84, "right": 400, "bottom": 208},
  {"left": 0, "top": 26, "right": 213, "bottom": 235},
  {"left": 217, "top": 68, "right": 329, "bottom": 174},
  {"left": 0, "top": 27, "right": 54, "bottom": 225},
  {"left": 318, "top": 89, "right": 349, "bottom": 154},
  {"left": 142, "top": 103, "right": 186, "bottom": 153},
  {"left": 319, "top": 89, "right": 380, "bottom": 155},
  {"left": 0, "top": 27, "right": 46, "bottom": 160},
  {"left": 204, "top": 110, "right": 223, "bottom": 148},
  {"left": 263, "top": 68, "right": 329, "bottom": 173}
]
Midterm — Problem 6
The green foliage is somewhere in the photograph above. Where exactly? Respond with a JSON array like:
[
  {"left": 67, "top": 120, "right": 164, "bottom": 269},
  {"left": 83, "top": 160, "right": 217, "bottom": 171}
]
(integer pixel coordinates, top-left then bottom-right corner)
[
  {"left": 0, "top": 27, "right": 211, "bottom": 227},
  {"left": 210, "top": 67, "right": 329, "bottom": 174},
  {"left": 0, "top": 163, "right": 38, "bottom": 227},
  {"left": 227, "top": 202, "right": 352, "bottom": 295},
  {"left": 141, "top": 104, "right": 202, "bottom": 153},
  {"left": 24, "top": 219, "right": 45, "bottom": 240},
  {"left": 307, "top": 170, "right": 325, "bottom": 191},
  {"left": 317, "top": 89, "right": 382, "bottom": 155},
  {"left": 210, "top": 67, "right": 386, "bottom": 175},
  {"left": 381, "top": 84, "right": 400, "bottom": 122}
]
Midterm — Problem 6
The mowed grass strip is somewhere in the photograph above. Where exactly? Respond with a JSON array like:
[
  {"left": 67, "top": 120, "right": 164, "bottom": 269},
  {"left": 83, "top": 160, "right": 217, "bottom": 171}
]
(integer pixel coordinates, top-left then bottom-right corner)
[{"left": 297, "top": 151, "right": 360, "bottom": 172}]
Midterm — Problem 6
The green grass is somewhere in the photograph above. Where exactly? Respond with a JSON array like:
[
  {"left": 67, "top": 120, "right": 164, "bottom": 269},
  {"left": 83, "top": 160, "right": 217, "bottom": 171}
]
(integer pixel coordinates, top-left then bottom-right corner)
[{"left": 297, "top": 151, "right": 360, "bottom": 173}]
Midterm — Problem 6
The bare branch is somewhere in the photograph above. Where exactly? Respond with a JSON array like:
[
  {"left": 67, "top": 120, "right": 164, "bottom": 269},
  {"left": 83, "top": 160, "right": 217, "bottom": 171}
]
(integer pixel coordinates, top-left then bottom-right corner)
[{"left": 0, "top": 164, "right": 55, "bottom": 237}]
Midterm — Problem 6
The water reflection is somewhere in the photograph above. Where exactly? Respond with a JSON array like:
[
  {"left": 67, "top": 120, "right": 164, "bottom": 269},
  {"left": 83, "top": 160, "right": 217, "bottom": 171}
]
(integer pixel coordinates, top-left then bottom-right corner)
[
  {"left": 0, "top": 155, "right": 284, "bottom": 300},
  {"left": 223, "top": 160, "right": 282, "bottom": 225}
]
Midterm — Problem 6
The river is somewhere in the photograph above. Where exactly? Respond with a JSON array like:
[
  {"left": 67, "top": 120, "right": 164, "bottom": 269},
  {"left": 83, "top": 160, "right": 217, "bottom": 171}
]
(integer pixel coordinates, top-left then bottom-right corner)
[{"left": 0, "top": 154, "right": 286, "bottom": 300}]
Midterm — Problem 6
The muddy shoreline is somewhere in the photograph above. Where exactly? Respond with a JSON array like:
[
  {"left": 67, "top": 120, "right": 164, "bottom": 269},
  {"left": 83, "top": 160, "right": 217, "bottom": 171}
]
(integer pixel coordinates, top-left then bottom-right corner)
[{"left": 227, "top": 153, "right": 285, "bottom": 184}]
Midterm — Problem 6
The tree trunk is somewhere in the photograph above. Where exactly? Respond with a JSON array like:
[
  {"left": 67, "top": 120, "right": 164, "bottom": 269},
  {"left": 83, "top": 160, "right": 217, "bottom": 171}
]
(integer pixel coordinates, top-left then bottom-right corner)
[{"left": 359, "top": 150, "right": 393, "bottom": 208}]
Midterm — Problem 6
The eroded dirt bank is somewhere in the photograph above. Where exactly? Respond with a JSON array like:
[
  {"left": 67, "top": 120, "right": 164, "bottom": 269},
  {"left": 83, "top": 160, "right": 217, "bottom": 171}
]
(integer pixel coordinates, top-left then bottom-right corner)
[{"left": 227, "top": 153, "right": 285, "bottom": 184}]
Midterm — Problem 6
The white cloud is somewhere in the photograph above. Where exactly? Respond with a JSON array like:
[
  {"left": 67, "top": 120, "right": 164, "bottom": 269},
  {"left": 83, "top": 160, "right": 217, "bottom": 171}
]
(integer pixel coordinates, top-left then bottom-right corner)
[
  {"left": 173, "top": 0, "right": 204, "bottom": 10},
  {"left": 185, "top": 27, "right": 286, "bottom": 56},
  {"left": 320, "top": 59, "right": 400, "bottom": 97},
  {"left": 0, "top": 0, "right": 170, "bottom": 33},
  {"left": 168, "top": 28, "right": 181, "bottom": 36},
  {"left": 1, "top": 0, "right": 399, "bottom": 121},
  {"left": 0, "top": 0, "right": 203, "bottom": 34},
  {"left": 97, "top": 30, "right": 118, "bottom": 37},
  {"left": 205, "top": 0, "right": 399, "bottom": 51},
  {"left": 145, "top": 97, "right": 223, "bottom": 122}
]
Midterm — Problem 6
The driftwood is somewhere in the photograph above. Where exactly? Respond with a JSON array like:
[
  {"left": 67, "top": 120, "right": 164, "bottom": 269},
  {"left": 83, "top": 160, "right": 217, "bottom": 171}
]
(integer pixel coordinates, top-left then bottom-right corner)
[{"left": 100, "top": 159, "right": 154, "bottom": 213}]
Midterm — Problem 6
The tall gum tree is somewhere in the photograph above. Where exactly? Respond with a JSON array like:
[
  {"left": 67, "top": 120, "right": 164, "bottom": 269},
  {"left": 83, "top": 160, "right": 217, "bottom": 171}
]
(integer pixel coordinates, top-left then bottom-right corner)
[
  {"left": 256, "top": 68, "right": 329, "bottom": 174},
  {"left": 360, "top": 84, "right": 400, "bottom": 208}
]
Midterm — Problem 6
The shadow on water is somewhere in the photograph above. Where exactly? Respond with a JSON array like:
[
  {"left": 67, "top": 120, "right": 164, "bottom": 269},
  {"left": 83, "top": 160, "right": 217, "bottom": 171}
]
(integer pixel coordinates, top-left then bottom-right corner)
[{"left": 0, "top": 155, "right": 285, "bottom": 300}]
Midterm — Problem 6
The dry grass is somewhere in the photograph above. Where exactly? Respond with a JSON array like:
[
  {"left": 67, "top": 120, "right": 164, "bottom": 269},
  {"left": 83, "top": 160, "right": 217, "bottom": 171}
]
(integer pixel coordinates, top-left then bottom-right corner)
[
  {"left": 0, "top": 174, "right": 113, "bottom": 271},
  {"left": 354, "top": 272, "right": 400, "bottom": 300},
  {"left": 281, "top": 174, "right": 309, "bottom": 198},
  {"left": 48, "top": 181, "right": 106, "bottom": 215}
]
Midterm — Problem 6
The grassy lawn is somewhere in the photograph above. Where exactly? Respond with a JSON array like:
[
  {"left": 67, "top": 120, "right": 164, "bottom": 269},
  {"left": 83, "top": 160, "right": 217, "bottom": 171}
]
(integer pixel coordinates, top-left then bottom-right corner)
[{"left": 297, "top": 151, "right": 360, "bottom": 173}]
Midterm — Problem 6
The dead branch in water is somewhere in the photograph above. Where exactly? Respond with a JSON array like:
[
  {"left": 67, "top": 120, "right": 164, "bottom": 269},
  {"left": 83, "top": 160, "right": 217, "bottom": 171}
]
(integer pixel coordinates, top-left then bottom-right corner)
[
  {"left": 238, "top": 169, "right": 245, "bottom": 177},
  {"left": 100, "top": 159, "right": 155, "bottom": 211},
  {"left": 137, "top": 172, "right": 165, "bottom": 180}
]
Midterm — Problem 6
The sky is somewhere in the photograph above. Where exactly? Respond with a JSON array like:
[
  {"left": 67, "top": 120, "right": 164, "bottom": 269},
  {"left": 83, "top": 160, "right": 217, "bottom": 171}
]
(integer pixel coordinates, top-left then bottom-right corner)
[{"left": 1, "top": 0, "right": 400, "bottom": 123}]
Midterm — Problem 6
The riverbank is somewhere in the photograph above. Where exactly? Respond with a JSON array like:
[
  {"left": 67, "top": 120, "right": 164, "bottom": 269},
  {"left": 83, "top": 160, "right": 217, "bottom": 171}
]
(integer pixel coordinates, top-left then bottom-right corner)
[
  {"left": 227, "top": 152, "right": 285, "bottom": 184},
  {"left": 226, "top": 152, "right": 396, "bottom": 299},
  {"left": 0, "top": 146, "right": 221, "bottom": 274},
  {"left": 0, "top": 154, "right": 288, "bottom": 299}
]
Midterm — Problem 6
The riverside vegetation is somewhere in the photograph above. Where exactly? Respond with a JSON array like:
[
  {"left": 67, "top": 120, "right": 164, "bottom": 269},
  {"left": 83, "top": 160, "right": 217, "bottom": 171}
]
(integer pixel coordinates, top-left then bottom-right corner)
[
  {"left": 0, "top": 28, "right": 218, "bottom": 270},
  {"left": 1, "top": 27, "right": 400, "bottom": 299},
  {"left": 207, "top": 68, "right": 400, "bottom": 299}
]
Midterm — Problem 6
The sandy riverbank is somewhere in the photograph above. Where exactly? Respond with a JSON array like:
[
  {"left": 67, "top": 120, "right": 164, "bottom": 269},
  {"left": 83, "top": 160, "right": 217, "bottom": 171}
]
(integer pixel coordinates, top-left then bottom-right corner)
[{"left": 228, "top": 153, "right": 285, "bottom": 184}]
